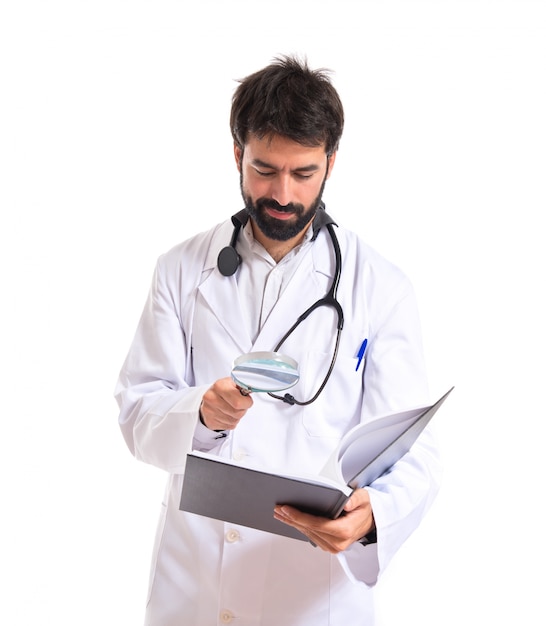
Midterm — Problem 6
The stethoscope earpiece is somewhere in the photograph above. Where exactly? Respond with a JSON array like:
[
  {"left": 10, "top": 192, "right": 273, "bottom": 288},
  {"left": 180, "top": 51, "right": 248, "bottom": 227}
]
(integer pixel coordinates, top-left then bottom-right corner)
[{"left": 217, "top": 245, "right": 241, "bottom": 277}]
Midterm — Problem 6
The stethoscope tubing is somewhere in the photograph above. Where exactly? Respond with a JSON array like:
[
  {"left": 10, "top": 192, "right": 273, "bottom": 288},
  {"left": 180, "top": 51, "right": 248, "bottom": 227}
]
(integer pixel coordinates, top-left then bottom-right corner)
[{"left": 269, "top": 222, "right": 344, "bottom": 405}]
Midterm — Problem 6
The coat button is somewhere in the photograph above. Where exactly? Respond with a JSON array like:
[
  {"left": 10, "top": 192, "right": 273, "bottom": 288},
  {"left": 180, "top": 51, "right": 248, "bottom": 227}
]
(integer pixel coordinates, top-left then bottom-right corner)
[
  {"left": 225, "top": 529, "right": 240, "bottom": 543},
  {"left": 220, "top": 609, "right": 235, "bottom": 623},
  {"left": 232, "top": 449, "right": 246, "bottom": 461}
]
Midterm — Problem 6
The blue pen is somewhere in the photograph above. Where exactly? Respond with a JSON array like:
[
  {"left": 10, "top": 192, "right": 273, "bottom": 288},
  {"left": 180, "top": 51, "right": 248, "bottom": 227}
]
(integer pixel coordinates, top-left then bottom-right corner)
[{"left": 355, "top": 339, "right": 368, "bottom": 371}]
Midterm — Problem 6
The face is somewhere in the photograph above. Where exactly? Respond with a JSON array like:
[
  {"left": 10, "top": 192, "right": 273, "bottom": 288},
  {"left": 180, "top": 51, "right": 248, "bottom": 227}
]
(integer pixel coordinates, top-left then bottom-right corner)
[{"left": 234, "top": 134, "right": 336, "bottom": 245}]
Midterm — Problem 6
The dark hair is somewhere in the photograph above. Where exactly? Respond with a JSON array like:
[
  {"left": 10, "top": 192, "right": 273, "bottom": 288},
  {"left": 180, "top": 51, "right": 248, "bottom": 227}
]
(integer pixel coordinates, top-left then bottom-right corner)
[{"left": 230, "top": 55, "right": 344, "bottom": 156}]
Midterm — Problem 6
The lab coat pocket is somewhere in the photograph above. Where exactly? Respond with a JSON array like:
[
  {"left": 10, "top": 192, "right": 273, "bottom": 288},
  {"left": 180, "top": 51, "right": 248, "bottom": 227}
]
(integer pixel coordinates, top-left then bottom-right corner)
[{"left": 300, "top": 351, "right": 362, "bottom": 438}]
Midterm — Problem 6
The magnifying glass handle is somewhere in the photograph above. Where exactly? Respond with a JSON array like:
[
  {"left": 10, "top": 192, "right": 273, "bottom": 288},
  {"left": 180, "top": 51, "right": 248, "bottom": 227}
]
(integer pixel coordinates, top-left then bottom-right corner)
[{"left": 236, "top": 385, "right": 251, "bottom": 396}]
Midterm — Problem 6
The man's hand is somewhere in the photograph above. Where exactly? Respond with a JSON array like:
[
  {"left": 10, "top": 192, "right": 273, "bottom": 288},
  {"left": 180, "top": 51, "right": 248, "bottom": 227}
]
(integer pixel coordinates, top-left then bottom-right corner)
[
  {"left": 199, "top": 377, "right": 253, "bottom": 431},
  {"left": 273, "top": 488, "right": 375, "bottom": 553}
]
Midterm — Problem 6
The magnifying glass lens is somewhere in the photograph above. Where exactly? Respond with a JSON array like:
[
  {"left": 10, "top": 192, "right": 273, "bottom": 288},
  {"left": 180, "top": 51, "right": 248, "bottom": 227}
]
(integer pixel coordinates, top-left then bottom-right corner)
[{"left": 231, "top": 351, "right": 300, "bottom": 393}]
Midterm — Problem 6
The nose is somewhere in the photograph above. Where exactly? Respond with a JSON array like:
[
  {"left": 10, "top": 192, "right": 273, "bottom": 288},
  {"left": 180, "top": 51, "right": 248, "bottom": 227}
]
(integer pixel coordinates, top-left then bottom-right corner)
[{"left": 270, "top": 174, "right": 292, "bottom": 207}]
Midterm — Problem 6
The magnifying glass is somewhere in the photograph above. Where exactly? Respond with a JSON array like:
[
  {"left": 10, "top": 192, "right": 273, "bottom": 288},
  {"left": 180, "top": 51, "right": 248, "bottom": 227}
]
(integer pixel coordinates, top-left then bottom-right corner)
[{"left": 231, "top": 351, "right": 300, "bottom": 394}]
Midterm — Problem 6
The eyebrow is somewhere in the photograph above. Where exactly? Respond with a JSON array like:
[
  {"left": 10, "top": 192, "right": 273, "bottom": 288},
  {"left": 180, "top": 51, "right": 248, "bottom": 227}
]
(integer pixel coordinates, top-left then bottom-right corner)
[{"left": 251, "top": 158, "right": 321, "bottom": 173}]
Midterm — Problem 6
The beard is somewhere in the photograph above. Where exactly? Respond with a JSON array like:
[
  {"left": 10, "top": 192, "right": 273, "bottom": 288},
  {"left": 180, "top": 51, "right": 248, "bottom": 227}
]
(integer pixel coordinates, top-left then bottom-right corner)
[{"left": 240, "top": 172, "right": 327, "bottom": 242}]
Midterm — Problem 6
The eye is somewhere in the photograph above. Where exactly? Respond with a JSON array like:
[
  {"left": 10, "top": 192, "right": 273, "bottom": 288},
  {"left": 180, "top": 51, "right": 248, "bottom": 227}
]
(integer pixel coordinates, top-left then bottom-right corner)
[
  {"left": 294, "top": 172, "right": 314, "bottom": 180},
  {"left": 255, "top": 169, "right": 275, "bottom": 178}
]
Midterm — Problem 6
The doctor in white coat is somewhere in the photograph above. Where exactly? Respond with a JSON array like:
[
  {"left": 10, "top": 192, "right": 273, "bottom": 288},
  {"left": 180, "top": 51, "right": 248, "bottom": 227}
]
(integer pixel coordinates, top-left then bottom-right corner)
[{"left": 115, "top": 55, "right": 441, "bottom": 626}]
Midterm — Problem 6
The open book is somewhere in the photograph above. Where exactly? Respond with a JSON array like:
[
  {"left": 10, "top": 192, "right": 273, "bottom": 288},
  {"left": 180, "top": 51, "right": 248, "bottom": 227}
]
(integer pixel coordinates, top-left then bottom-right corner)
[{"left": 180, "top": 387, "right": 453, "bottom": 541}]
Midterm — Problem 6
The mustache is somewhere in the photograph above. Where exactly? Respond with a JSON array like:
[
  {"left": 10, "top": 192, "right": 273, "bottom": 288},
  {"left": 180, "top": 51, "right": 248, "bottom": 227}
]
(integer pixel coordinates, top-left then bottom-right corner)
[{"left": 256, "top": 198, "right": 303, "bottom": 214}]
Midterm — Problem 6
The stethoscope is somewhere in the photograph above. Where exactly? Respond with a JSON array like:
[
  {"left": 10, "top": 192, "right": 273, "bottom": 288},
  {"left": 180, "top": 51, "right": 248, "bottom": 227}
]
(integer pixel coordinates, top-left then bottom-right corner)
[{"left": 217, "top": 204, "right": 344, "bottom": 406}]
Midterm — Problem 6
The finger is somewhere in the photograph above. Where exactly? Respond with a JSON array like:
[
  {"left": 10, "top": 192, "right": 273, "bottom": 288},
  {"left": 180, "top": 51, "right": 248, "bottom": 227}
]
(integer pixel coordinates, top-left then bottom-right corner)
[
  {"left": 274, "top": 506, "right": 339, "bottom": 535},
  {"left": 203, "top": 380, "right": 252, "bottom": 413},
  {"left": 222, "top": 383, "right": 254, "bottom": 410},
  {"left": 273, "top": 508, "right": 324, "bottom": 546},
  {"left": 273, "top": 506, "right": 364, "bottom": 552},
  {"left": 273, "top": 506, "right": 338, "bottom": 543},
  {"left": 343, "top": 488, "right": 370, "bottom": 512},
  {"left": 201, "top": 391, "right": 250, "bottom": 430},
  {"left": 273, "top": 511, "right": 343, "bottom": 553}
]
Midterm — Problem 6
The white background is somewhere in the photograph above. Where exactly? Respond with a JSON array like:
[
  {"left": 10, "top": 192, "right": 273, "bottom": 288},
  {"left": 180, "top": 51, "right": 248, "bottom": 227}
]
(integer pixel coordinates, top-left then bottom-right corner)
[{"left": 1, "top": 1, "right": 545, "bottom": 624}]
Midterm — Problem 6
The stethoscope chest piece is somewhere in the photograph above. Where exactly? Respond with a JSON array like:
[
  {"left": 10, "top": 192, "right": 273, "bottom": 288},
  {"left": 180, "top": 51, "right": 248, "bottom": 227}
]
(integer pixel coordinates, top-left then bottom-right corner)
[
  {"left": 217, "top": 213, "right": 246, "bottom": 277},
  {"left": 217, "top": 245, "right": 241, "bottom": 277}
]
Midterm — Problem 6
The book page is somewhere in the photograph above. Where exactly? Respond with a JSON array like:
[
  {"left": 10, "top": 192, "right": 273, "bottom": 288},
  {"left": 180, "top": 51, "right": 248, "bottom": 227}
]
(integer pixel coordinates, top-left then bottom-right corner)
[
  {"left": 339, "top": 407, "right": 427, "bottom": 486},
  {"left": 319, "top": 405, "right": 431, "bottom": 485},
  {"left": 319, "top": 389, "right": 453, "bottom": 489}
]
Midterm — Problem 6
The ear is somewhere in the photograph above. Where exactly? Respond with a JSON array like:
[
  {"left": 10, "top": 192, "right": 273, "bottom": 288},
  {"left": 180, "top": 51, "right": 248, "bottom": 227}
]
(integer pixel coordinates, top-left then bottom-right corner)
[
  {"left": 234, "top": 143, "right": 243, "bottom": 172},
  {"left": 326, "top": 151, "right": 337, "bottom": 179}
]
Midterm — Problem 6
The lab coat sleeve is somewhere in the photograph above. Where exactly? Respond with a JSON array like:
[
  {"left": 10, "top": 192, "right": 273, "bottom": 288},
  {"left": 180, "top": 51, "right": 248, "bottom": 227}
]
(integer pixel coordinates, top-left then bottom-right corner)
[
  {"left": 114, "top": 242, "right": 221, "bottom": 473},
  {"left": 339, "top": 278, "right": 442, "bottom": 586}
]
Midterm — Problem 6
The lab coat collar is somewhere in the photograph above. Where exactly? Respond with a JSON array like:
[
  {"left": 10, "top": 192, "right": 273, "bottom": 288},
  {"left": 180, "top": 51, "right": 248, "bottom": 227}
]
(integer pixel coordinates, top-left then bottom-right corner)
[{"left": 197, "top": 211, "right": 339, "bottom": 353}]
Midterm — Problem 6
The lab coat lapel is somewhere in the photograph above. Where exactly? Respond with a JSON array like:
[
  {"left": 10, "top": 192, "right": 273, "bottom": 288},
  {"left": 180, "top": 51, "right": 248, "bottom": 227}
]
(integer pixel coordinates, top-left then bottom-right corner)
[{"left": 197, "top": 256, "right": 253, "bottom": 355}]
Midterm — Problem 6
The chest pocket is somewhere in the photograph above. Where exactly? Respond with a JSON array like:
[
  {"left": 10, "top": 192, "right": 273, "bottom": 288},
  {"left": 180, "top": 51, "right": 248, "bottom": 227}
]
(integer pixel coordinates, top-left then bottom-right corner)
[{"left": 299, "top": 350, "right": 363, "bottom": 438}]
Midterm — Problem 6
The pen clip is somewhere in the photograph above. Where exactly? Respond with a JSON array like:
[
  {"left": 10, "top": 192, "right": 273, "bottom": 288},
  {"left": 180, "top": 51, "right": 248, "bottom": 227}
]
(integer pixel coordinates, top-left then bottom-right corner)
[{"left": 355, "top": 339, "right": 368, "bottom": 372}]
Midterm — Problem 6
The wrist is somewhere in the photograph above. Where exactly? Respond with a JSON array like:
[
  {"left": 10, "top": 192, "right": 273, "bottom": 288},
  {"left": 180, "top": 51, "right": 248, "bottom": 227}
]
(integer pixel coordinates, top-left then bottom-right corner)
[
  {"left": 199, "top": 407, "right": 228, "bottom": 438},
  {"left": 358, "top": 528, "right": 377, "bottom": 546}
]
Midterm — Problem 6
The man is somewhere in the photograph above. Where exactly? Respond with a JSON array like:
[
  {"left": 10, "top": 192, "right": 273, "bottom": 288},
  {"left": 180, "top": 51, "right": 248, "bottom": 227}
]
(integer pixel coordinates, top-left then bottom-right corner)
[{"left": 115, "top": 55, "right": 441, "bottom": 625}]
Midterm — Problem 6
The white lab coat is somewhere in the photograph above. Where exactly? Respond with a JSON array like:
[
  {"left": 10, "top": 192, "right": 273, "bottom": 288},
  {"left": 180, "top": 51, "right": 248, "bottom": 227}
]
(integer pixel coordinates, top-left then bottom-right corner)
[{"left": 115, "top": 215, "right": 441, "bottom": 626}]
